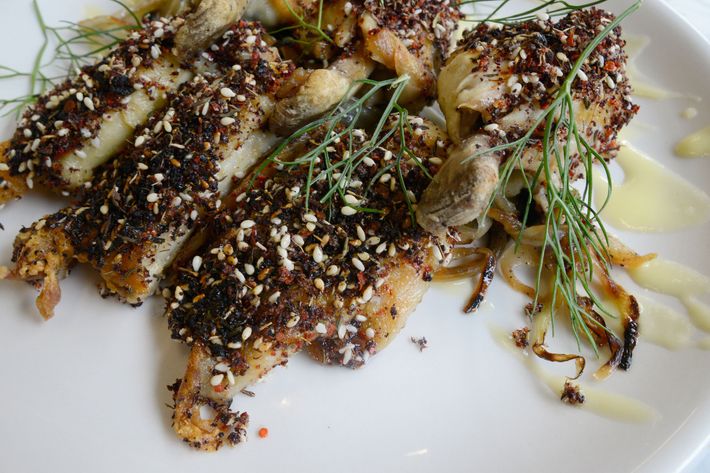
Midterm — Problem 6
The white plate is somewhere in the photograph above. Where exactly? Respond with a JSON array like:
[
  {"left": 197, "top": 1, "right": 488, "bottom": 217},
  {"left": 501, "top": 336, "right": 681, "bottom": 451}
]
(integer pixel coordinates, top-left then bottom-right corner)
[{"left": 0, "top": 1, "right": 708, "bottom": 472}]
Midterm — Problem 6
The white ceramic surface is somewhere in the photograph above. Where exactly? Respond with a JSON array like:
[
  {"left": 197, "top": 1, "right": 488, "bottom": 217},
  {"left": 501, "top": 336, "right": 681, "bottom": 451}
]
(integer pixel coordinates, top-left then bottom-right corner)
[{"left": 0, "top": 1, "right": 708, "bottom": 472}]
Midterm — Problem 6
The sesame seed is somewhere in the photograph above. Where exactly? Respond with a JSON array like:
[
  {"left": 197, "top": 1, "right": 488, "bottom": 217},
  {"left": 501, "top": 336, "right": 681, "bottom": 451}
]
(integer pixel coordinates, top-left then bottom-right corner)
[
  {"left": 210, "top": 374, "right": 224, "bottom": 386},
  {"left": 352, "top": 257, "right": 365, "bottom": 272},
  {"left": 100, "top": 204, "right": 109, "bottom": 215},
  {"left": 221, "top": 87, "right": 236, "bottom": 98},
  {"left": 214, "top": 363, "right": 229, "bottom": 373},
  {"left": 192, "top": 255, "right": 203, "bottom": 272},
  {"left": 227, "top": 341, "right": 242, "bottom": 349},
  {"left": 343, "top": 194, "right": 360, "bottom": 206},
  {"left": 365, "top": 328, "right": 375, "bottom": 339},
  {"left": 314, "top": 278, "right": 324, "bottom": 291},
  {"left": 280, "top": 234, "right": 291, "bottom": 249},
  {"left": 556, "top": 52, "right": 569, "bottom": 62},
  {"left": 75, "top": 149, "right": 87, "bottom": 159},
  {"left": 326, "top": 265, "right": 339, "bottom": 276},
  {"left": 151, "top": 44, "right": 161, "bottom": 59},
  {"left": 341, "top": 206, "right": 357, "bottom": 216},
  {"left": 244, "top": 263, "right": 255, "bottom": 275},
  {"left": 356, "top": 225, "right": 366, "bottom": 241},
  {"left": 268, "top": 291, "right": 281, "bottom": 303},
  {"left": 355, "top": 314, "right": 367, "bottom": 322},
  {"left": 338, "top": 324, "right": 346, "bottom": 339},
  {"left": 146, "top": 192, "right": 159, "bottom": 203},
  {"left": 576, "top": 69, "right": 589, "bottom": 82},
  {"left": 286, "top": 315, "right": 300, "bottom": 328},
  {"left": 252, "top": 284, "right": 264, "bottom": 295},
  {"left": 83, "top": 97, "right": 95, "bottom": 111},
  {"left": 137, "top": 162, "right": 149, "bottom": 170},
  {"left": 303, "top": 213, "right": 317, "bottom": 223},
  {"left": 363, "top": 157, "right": 376, "bottom": 167},
  {"left": 221, "top": 117, "right": 236, "bottom": 126},
  {"left": 236, "top": 94, "right": 246, "bottom": 102},
  {"left": 240, "top": 220, "right": 256, "bottom": 229},
  {"left": 226, "top": 370, "right": 236, "bottom": 385},
  {"left": 312, "top": 245, "right": 324, "bottom": 263},
  {"left": 342, "top": 346, "right": 353, "bottom": 365},
  {"left": 134, "top": 136, "right": 146, "bottom": 147},
  {"left": 242, "top": 326, "right": 252, "bottom": 340},
  {"left": 293, "top": 234, "right": 305, "bottom": 246},
  {"left": 0, "top": 163, "right": 8, "bottom": 171},
  {"left": 361, "top": 285, "right": 373, "bottom": 303},
  {"left": 315, "top": 323, "right": 327, "bottom": 334}
]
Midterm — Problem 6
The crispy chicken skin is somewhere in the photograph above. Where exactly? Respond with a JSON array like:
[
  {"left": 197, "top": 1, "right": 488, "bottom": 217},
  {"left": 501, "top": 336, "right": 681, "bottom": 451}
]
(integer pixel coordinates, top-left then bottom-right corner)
[
  {"left": 417, "top": 9, "right": 638, "bottom": 237},
  {"left": 10, "top": 22, "right": 292, "bottom": 319},
  {"left": 165, "top": 117, "right": 451, "bottom": 449},
  {"left": 248, "top": 0, "right": 461, "bottom": 134},
  {"left": 0, "top": 0, "right": 246, "bottom": 206}
]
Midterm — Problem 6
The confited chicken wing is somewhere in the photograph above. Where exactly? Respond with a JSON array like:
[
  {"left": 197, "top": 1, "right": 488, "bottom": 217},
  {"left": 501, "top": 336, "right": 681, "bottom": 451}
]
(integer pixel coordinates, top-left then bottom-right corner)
[
  {"left": 0, "top": 0, "right": 248, "bottom": 206},
  {"left": 417, "top": 9, "right": 639, "bottom": 237},
  {"left": 165, "top": 116, "right": 451, "bottom": 450},
  {"left": 248, "top": 0, "right": 461, "bottom": 133},
  {"left": 10, "top": 22, "right": 292, "bottom": 319}
]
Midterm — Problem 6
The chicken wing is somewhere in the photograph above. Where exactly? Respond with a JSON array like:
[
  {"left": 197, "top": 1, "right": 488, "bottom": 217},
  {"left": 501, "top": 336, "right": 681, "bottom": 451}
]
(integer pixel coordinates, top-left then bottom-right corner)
[
  {"left": 10, "top": 21, "right": 292, "bottom": 319},
  {"left": 165, "top": 117, "right": 451, "bottom": 449},
  {"left": 0, "top": 0, "right": 248, "bottom": 206},
  {"left": 417, "top": 9, "right": 638, "bottom": 237}
]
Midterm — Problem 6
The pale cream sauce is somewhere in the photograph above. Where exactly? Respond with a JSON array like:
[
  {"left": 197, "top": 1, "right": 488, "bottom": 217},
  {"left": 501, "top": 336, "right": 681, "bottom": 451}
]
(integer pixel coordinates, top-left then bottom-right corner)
[
  {"left": 635, "top": 295, "right": 693, "bottom": 350},
  {"left": 628, "top": 258, "right": 710, "bottom": 334},
  {"left": 675, "top": 126, "right": 710, "bottom": 158},
  {"left": 487, "top": 324, "right": 658, "bottom": 423},
  {"left": 594, "top": 144, "right": 710, "bottom": 232},
  {"left": 624, "top": 35, "right": 682, "bottom": 100}
]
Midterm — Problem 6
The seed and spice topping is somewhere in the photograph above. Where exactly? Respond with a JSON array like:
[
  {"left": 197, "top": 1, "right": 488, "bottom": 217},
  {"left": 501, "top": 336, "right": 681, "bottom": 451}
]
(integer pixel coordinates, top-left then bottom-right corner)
[
  {"left": 12, "top": 22, "right": 293, "bottom": 303},
  {"left": 2, "top": 16, "right": 185, "bottom": 192},
  {"left": 166, "top": 116, "right": 451, "bottom": 373},
  {"left": 455, "top": 8, "right": 637, "bottom": 157}
]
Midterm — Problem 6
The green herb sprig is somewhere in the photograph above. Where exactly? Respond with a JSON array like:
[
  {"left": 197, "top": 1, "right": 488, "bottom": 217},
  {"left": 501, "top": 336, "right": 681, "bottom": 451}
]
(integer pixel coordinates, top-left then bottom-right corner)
[
  {"left": 0, "top": 0, "right": 140, "bottom": 117},
  {"left": 250, "top": 75, "right": 430, "bottom": 223},
  {"left": 461, "top": 0, "right": 608, "bottom": 25},
  {"left": 467, "top": 1, "right": 642, "bottom": 349}
]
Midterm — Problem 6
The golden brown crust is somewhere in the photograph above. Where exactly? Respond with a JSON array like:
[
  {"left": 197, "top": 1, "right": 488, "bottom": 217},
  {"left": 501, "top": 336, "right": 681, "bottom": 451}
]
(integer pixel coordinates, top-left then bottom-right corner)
[
  {"left": 171, "top": 344, "right": 248, "bottom": 451},
  {"left": 0, "top": 141, "right": 28, "bottom": 205}
]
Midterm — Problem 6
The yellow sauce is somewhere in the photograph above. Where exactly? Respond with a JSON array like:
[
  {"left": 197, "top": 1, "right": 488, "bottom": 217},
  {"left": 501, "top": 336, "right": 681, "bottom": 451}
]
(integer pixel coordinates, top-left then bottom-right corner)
[
  {"left": 594, "top": 144, "right": 710, "bottom": 232},
  {"left": 487, "top": 324, "right": 658, "bottom": 423},
  {"left": 624, "top": 35, "right": 680, "bottom": 100},
  {"left": 628, "top": 258, "right": 710, "bottom": 334},
  {"left": 675, "top": 126, "right": 710, "bottom": 158},
  {"left": 636, "top": 296, "right": 693, "bottom": 350}
]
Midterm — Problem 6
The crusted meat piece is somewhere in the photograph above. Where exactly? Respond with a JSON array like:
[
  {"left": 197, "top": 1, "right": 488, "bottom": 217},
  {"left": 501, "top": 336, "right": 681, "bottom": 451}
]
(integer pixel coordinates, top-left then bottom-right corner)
[
  {"left": 165, "top": 117, "right": 451, "bottom": 449},
  {"left": 10, "top": 22, "right": 292, "bottom": 318},
  {"left": 248, "top": 0, "right": 461, "bottom": 133},
  {"left": 0, "top": 16, "right": 191, "bottom": 205},
  {"left": 0, "top": 0, "right": 249, "bottom": 207},
  {"left": 417, "top": 8, "right": 639, "bottom": 237}
]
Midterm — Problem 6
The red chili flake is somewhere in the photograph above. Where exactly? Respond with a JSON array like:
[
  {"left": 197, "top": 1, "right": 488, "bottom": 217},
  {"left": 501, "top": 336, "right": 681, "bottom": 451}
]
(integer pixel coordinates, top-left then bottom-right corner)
[
  {"left": 604, "top": 61, "right": 618, "bottom": 72},
  {"left": 258, "top": 427, "right": 269, "bottom": 438},
  {"left": 213, "top": 384, "right": 225, "bottom": 393}
]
